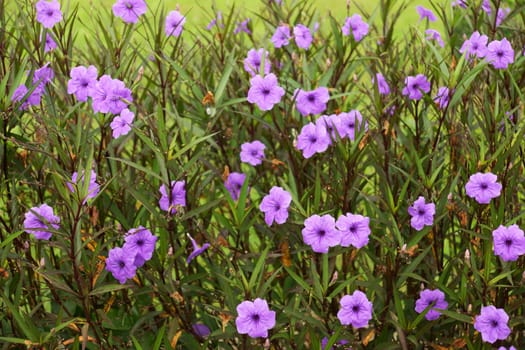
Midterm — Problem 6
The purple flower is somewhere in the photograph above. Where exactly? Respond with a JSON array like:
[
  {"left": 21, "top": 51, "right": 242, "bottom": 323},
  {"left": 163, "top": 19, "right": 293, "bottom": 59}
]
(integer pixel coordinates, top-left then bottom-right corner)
[
  {"left": 372, "top": 73, "right": 390, "bottom": 95},
  {"left": 91, "top": 75, "right": 114, "bottom": 113},
  {"left": 92, "top": 75, "right": 133, "bottom": 114},
  {"left": 434, "top": 86, "right": 451, "bottom": 109},
  {"left": 192, "top": 323, "right": 211, "bottom": 338},
  {"left": 302, "top": 214, "right": 340, "bottom": 253},
  {"left": 105, "top": 246, "right": 137, "bottom": 284},
  {"left": 402, "top": 74, "right": 431, "bottom": 101},
  {"left": 408, "top": 196, "right": 435, "bottom": 231},
  {"left": 496, "top": 7, "right": 510, "bottom": 27},
  {"left": 33, "top": 63, "right": 54, "bottom": 87},
  {"left": 486, "top": 38, "right": 514, "bottom": 69},
  {"left": 123, "top": 226, "right": 157, "bottom": 267},
  {"left": 67, "top": 65, "right": 98, "bottom": 102},
  {"left": 247, "top": 73, "right": 285, "bottom": 111},
  {"left": 187, "top": 234, "right": 210, "bottom": 263},
  {"left": 336, "top": 110, "right": 367, "bottom": 141},
  {"left": 235, "top": 298, "right": 276, "bottom": 338},
  {"left": 23, "top": 204, "right": 60, "bottom": 240},
  {"left": 243, "top": 48, "right": 271, "bottom": 77},
  {"left": 342, "top": 14, "right": 369, "bottom": 42},
  {"left": 337, "top": 290, "right": 373, "bottom": 328},
  {"left": 165, "top": 10, "right": 186, "bottom": 37},
  {"left": 414, "top": 289, "right": 448, "bottom": 321},
  {"left": 321, "top": 337, "right": 350, "bottom": 350},
  {"left": 259, "top": 186, "right": 292, "bottom": 226},
  {"left": 272, "top": 25, "right": 291, "bottom": 48},
  {"left": 67, "top": 169, "right": 100, "bottom": 203},
  {"left": 316, "top": 114, "right": 340, "bottom": 144},
  {"left": 240, "top": 140, "right": 266, "bottom": 166},
  {"left": 336, "top": 213, "right": 370, "bottom": 248},
  {"left": 234, "top": 18, "right": 251, "bottom": 35},
  {"left": 465, "top": 172, "right": 502, "bottom": 204},
  {"left": 425, "top": 29, "right": 444, "bottom": 48},
  {"left": 460, "top": 31, "right": 488, "bottom": 59},
  {"left": 11, "top": 85, "right": 42, "bottom": 110},
  {"left": 474, "top": 306, "right": 511, "bottom": 343},
  {"left": 451, "top": 0, "right": 467, "bottom": 8},
  {"left": 498, "top": 347, "right": 516, "bottom": 350},
  {"left": 36, "top": 0, "right": 62, "bottom": 28},
  {"left": 492, "top": 224, "right": 525, "bottom": 262},
  {"left": 294, "top": 87, "right": 329, "bottom": 116},
  {"left": 416, "top": 5, "right": 437, "bottom": 22},
  {"left": 482, "top": 0, "right": 491, "bottom": 15},
  {"left": 159, "top": 180, "right": 186, "bottom": 214},
  {"left": 112, "top": 0, "right": 147, "bottom": 24},
  {"left": 43, "top": 33, "right": 57, "bottom": 52},
  {"left": 206, "top": 11, "right": 223, "bottom": 30},
  {"left": 296, "top": 122, "right": 331, "bottom": 158},
  {"left": 294, "top": 24, "right": 313, "bottom": 50},
  {"left": 224, "top": 172, "right": 247, "bottom": 201},
  {"left": 110, "top": 108, "right": 134, "bottom": 138}
]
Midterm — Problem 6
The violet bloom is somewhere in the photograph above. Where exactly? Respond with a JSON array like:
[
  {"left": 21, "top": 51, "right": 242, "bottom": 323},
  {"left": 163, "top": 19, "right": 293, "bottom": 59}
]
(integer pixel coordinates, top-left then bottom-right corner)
[
  {"left": 316, "top": 114, "right": 340, "bottom": 143},
  {"left": 496, "top": 7, "right": 510, "bottom": 27},
  {"left": 247, "top": 73, "right": 285, "bottom": 111},
  {"left": 259, "top": 186, "right": 292, "bottom": 226},
  {"left": 336, "top": 110, "right": 367, "bottom": 141},
  {"left": 402, "top": 74, "right": 431, "bottom": 101},
  {"left": 110, "top": 108, "right": 134, "bottom": 138},
  {"left": 342, "top": 14, "right": 369, "bottom": 42},
  {"left": 498, "top": 347, "right": 516, "bottom": 350},
  {"left": 192, "top": 323, "right": 211, "bottom": 338},
  {"left": 294, "top": 87, "right": 330, "bottom": 116},
  {"left": 92, "top": 75, "right": 133, "bottom": 114},
  {"left": 302, "top": 214, "right": 340, "bottom": 253},
  {"left": 234, "top": 18, "right": 251, "bottom": 35},
  {"left": 159, "top": 180, "right": 186, "bottom": 214},
  {"left": 416, "top": 5, "right": 436, "bottom": 22},
  {"left": 372, "top": 72, "right": 390, "bottom": 95},
  {"left": 294, "top": 24, "right": 313, "bottom": 50},
  {"left": 336, "top": 213, "right": 370, "bottom": 248},
  {"left": 11, "top": 85, "right": 42, "bottom": 110},
  {"left": 165, "top": 10, "right": 186, "bottom": 37},
  {"left": 474, "top": 306, "right": 511, "bottom": 343},
  {"left": 235, "top": 298, "right": 276, "bottom": 338},
  {"left": 105, "top": 246, "right": 137, "bottom": 284},
  {"left": 460, "top": 31, "right": 488, "bottom": 59},
  {"left": 486, "top": 38, "right": 514, "bottom": 69},
  {"left": 36, "top": 0, "right": 62, "bottom": 28},
  {"left": 451, "top": 0, "right": 467, "bottom": 8},
  {"left": 44, "top": 33, "right": 57, "bottom": 52},
  {"left": 23, "top": 203, "right": 60, "bottom": 240},
  {"left": 33, "top": 63, "right": 54, "bottom": 88},
  {"left": 206, "top": 11, "right": 223, "bottom": 30},
  {"left": 492, "top": 224, "right": 525, "bottom": 262},
  {"left": 67, "top": 169, "right": 100, "bottom": 203},
  {"left": 465, "top": 172, "right": 502, "bottom": 204},
  {"left": 408, "top": 196, "right": 435, "bottom": 231},
  {"left": 123, "top": 226, "right": 157, "bottom": 267},
  {"left": 337, "top": 290, "right": 373, "bottom": 328},
  {"left": 296, "top": 122, "right": 331, "bottom": 159},
  {"left": 112, "top": 0, "right": 147, "bottom": 24},
  {"left": 425, "top": 29, "right": 444, "bottom": 48},
  {"left": 67, "top": 65, "right": 98, "bottom": 102},
  {"left": 482, "top": 0, "right": 491, "bottom": 15},
  {"left": 243, "top": 48, "right": 271, "bottom": 77},
  {"left": 321, "top": 337, "right": 350, "bottom": 350},
  {"left": 240, "top": 140, "right": 266, "bottom": 166},
  {"left": 434, "top": 86, "right": 451, "bottom": 109},
  {"left": 224, "top": 172, "right": 247, "bottom": 201},
  {"left": 414, "top": 289, "right": 448, "bottom": 321},
  {"left": 186, "top": 234, "right": 210, "bottom": 263},
  {"left": 272, "top": 25, "right": 291, "bottom": 48}
]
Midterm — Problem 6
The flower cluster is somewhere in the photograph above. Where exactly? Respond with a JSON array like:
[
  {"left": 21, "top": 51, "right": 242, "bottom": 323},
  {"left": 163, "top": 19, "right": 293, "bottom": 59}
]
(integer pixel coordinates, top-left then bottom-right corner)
[
  {"left": 12, "top": 63, "right": 55, "bottom": 110},
  {"left": 67, "top": 169, "right": 101, "bottom": 204}
]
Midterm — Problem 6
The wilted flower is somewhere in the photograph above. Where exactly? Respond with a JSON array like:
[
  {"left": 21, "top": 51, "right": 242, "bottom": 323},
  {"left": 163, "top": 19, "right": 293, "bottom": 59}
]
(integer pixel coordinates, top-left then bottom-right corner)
[
  {"left": 296, "top": 122, "right": 331, "bottom": 158},
  {"left": 23, "top": 204, "right": 60, "bottom": 240},
  {"left": 474, "top": 306, "right": 511, "bottom": 343},
  {"left": 259, "top": 186, "right": 292, "bottom": 226},
  {"left": 159, "top": 180, "right": 186, "bottom": 214},
  {"left": 486, "top": 38, "right": 514, "bottom": 69},
  {"left": 36, "top": 0, "right": 62, "bottom": 28},
  {"left": 496, "top": 7, "right": 510, "bottom": 27},
  {"left": 294, "top": 24, "right": 313, "bottom": 49},
  {"left": 247, "top": 73, "right": 285, "bottom": 111},
  {"left": 492, "top": 224, "right": 525, "bottom": 262},
  {"left": 408, "top": 196, "right": 435, "bottom": 231},
  {"left": 434, "top": 86, "right": 451, "bottom": 109},
  {"left": 67, "top": 65, "right": 98, "bottom": 102},
  {"left": 425, "top": 29, "right": 444, "bottom": 47},
  {"left": 67, "top": 169, "right": 100, "bottom": 204},
  {"left": 234, "top": 18, "right": 251, "bottom": 35},
  {"left": 243, "top": 48, "right": 271, "bottom": 77},
  {"left": 206, "top": 11, "right": 223, "bottom": 30},
  {"left": 235, "top": 298, "right": 276, "bottom": 338},
  {"left": 416, "top": 5, "right": 436, "bottom": 22},
  {"left": 294, "top": 87, "right": 330, "bottom": 116},
  {"left": 481, "top": 0, "right": 491, "bottom": 15},
  {"left": 414, "top": 289, "right": 448, "bottom": 321},
  {"left": 105, "top": 246, "right": 137, "bottom": 284},
  {"left": 165, "top": 10, "right": 186, "bottom": 37},
  {"left": 192, "top": 323, "right": 211, "bottom": 338},
  {"left": 336, "top": 213, "right": 371, "bottom": 248},
  {"left": 302, "top": 214, "right": 340, "bottom": 253},
  {"left": 342, "top": 14, "right": 369, "bottom": 42},
  {"left": 465, "top": 172, "right": 502, "bottom": 204},
  {"left": 402, "top": 74, "right": 431, "bottom": 101},
  {"left": 112, "top": 0, "right": 147, "bottom": 23},
  {"left": 451, "top": 0, "right": 467, "bottom": 8},
  {"left": 224, "top": 172, "right": 247, "bottom": 201},
  {"left": 337, "top": 290, "right": 373, "bottom": 328},
  {"left": 372, "top": 72, "right": 390, "bottom": 95},
  {"left": 186, "top": 234, "right": 210, "bottom": 263},
  {"left": 124, "top": 226, "right": 158, "bottom": 267},
  {"left": 272, "top": 25, "right": 291, "bottom": 48}
]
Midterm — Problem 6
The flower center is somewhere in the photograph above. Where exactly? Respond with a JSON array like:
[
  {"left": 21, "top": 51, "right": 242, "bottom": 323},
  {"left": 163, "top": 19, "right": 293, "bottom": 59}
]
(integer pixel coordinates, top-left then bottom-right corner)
[
  {"left": 491, "top": 319, "right": 499, "bottom": 327},
  {"left": 307, "top": 94, "right": 315, "bottom": 102},
  {"left": 251, "top": 313, "right": 260, "bottom": 322},
  {"left": 318, "top": 229, "right": 326, "bottom": 237},
  {"left": 505, "top": 239, "right": 513, "bottom": 246},
  {"left": 418, "top": 209, "right": 426, "bottom": 215},
  {"left": 496, "top": 50, "right": 504, "bottom": 57},
  {"left": 480, "top": 182, "right": 488, "bottom": 190},
  {"left": 309, "top": 136, "right": 318, "bottom": 143},
  {"left": 349, "top": 224, "right": 357, "bottom": 233},
  {"left": 137, "top": 239, "right": 144, "bottom": 246},
  {"left": 352, "top": 305, "right": 360, "bottom": 312},
  {"left": 118, "top": 260, "right": 126, "bottom": 268},
  {"left": 262, "top": 88, "right": 271, "bottom": 96}
]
